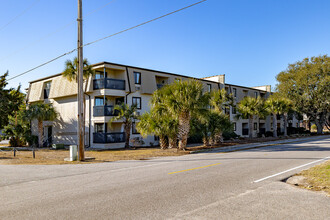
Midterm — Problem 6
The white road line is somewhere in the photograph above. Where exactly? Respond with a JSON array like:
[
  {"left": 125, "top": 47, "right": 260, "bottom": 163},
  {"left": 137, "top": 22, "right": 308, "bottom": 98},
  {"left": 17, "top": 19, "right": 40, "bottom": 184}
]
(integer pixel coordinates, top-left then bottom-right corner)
[{"left": 253, "top": 156, "right": 330, "bottom": 183}]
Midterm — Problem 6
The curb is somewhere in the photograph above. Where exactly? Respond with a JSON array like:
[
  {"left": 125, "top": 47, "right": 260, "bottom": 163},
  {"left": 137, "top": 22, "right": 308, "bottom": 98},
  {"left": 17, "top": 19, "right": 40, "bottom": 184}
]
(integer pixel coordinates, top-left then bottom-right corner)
[{"left": 189, "top": 136, "right": 329, "bottom": 154}]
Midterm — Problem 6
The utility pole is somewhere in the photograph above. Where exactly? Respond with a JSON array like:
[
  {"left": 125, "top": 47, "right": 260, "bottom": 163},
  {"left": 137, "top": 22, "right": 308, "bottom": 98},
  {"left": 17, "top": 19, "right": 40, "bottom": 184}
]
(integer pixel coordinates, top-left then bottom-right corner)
[{"left": 77, "top": 0, "right": 85, "bottom": 161}]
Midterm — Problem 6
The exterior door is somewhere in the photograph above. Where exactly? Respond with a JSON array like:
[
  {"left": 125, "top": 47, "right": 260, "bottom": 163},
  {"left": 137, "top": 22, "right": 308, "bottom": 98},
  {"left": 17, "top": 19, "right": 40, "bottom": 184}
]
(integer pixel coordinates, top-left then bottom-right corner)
[{"left": 47, "top": 126, "right": 52, "bottom": 146}]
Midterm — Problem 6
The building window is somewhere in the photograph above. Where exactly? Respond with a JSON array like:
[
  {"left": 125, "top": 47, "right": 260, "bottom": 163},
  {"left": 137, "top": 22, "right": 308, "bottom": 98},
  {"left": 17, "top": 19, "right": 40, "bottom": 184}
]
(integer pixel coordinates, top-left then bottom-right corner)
[
  {"left": 43, "top": 81, "right": 51, "bottom": 99},
  {"left": 271, "top": 123, "right": 273, "bottom": 130},
  {"left": 95, "top": 71, "right": 105, "bottom": 79},
  {"left": 233, "top": 122, "right": 236, "bottom": 131},
  {"left": 233, "top": 88, "right": 237, "bottom": 97},
  {"left": 232, "top": 106, "right": 236, "bottom": 114},
  {"left": 276, "top": 114, "right": 281, "bottom": 120},
  {"left": 207, "top": 84, "right": 211, "bottom": 92},
  {"left": 224, "top": 107, "right": 230, "bottom": 115},
  {"left": 255, "top": 92, "right": 258, "bottom": 98},
  {"left": 95, "top": 123, "right": 106, "bottom": 133},
  {"left": 95, "top": 97, "right": 104, "bottom": 106},
  {"left": 132, "top": 122, "right": 139, "bottom": 134},
  {"left": 254, "top": 123, "right": 258, "bottom": 130},
  {"left": 132, "top": 97, "right": 141, "bottom": 109},
  {"left": 154, "top": 135, "right": 160, "bottom": 141},
  {"left": 134, "top": 72, "right": 141, "bottom": 84}
]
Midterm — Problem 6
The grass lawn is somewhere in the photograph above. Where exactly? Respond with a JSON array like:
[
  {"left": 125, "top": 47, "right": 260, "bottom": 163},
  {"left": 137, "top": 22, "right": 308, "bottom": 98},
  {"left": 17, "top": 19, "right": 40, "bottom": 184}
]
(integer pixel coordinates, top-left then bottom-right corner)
[
  {"left": 297, "top": 160, "right": 330, "bottom": 195},
  {"left": 0, "top": 148, "right": 189, "bottom": 165}
]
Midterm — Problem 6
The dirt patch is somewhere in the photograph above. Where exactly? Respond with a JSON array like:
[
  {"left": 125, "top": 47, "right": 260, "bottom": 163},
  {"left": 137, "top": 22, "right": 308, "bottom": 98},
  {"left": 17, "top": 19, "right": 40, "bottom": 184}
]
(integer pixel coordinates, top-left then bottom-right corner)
[
  {"left": 286, "top": 161, "right": 330, "bottom": 196},
  {"left": 0, "top": 148, "right": 189, "bottom": 165}
]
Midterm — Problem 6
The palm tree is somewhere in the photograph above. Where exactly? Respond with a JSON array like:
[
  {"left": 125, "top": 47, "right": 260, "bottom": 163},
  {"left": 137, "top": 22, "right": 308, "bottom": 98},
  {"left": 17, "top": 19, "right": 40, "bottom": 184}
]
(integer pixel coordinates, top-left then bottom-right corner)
[
  {"left": 210, "top": 88, "right": 233, "bottom": 113},
  {"left": 26, "top": 103, "right": 58, "bottom": 147},
  {"left": 237, "top": 96, "right": 266, "bottom": 138},
  {"left": 209, "top": 88, "right": 233, "bottom": 143},
  {"left": 62, "top": 57, "right": 95, "bottom": 87},
  {"left": 160, "top": 80, "right": 209, "bottom": 150},
  {"left": 191, "top": 111, "right": 232, "bottom": 146},
  {"left": 149, "top": 87, "right": 179, "bottom": 149},
  {"left": 266, "top": 96, "right": 293, "bottom": 137},
  {"left": 109, "top": 103, "right": 138, "bottom": 148},
  {"left": 62, "top": 57, "right": 95, "bottom": 148},
  {"left": 137, "top": 110, "right": 178, "bottom": 149}
]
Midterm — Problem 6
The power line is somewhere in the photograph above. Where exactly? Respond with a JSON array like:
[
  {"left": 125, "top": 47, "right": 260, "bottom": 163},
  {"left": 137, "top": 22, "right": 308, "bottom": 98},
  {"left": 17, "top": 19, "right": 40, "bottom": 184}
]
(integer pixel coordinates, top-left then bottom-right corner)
[
  {"left": 0, "top": 0, "right": 117, "bottom": 62},
  {"left": 7, "top": 0, "right": 207, "bottom": 82},
  {"left": 0, "top": 0, "right": 41, "bottom": 32},
  {"left": 7, "top": 49, "right": 76, "bottom": 81},
  {"left": 83, "top": 0, "right": 207, "bottom": 48}
]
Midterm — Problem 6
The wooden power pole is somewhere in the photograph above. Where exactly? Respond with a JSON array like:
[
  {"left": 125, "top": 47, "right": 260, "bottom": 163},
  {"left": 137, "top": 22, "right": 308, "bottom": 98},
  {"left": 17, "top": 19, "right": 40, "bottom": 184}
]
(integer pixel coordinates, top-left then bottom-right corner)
[{"left": 77, "top": 0, "right": 85, "bottom": 161}]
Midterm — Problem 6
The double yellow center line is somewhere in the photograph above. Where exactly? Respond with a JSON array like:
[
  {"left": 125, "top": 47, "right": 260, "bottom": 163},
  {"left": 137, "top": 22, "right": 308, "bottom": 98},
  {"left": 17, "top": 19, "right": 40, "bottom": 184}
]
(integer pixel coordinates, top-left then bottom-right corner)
[{"left": 168, "top": 163, "right": 221, "bottom": 175}]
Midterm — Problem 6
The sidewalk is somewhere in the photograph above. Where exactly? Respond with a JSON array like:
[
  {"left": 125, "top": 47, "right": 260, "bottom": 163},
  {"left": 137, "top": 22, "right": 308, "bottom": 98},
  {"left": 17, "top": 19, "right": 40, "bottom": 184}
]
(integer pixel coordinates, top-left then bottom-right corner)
[{"left": 190, "top": 135, "right": 330, "bottom": 154}]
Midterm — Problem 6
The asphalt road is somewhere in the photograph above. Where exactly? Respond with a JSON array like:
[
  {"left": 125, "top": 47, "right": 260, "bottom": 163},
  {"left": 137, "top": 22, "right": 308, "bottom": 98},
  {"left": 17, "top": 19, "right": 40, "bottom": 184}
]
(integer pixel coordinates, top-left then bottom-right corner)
[{"left": 1, "top": 136, "right": 329, "bottom": 220}]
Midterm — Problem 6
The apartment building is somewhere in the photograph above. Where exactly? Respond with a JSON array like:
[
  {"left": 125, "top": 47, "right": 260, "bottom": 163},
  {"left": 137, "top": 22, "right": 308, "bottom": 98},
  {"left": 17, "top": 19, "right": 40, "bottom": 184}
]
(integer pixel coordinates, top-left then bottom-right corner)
[{"left": 26, "top": 61, "right": 297, "bottom": 149}]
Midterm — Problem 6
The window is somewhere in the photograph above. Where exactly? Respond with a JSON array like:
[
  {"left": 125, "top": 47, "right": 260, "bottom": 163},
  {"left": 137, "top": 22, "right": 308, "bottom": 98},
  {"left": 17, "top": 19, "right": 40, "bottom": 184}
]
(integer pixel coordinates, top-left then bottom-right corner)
[
  {"left": 255, "top": 92, "right": 258, "bottom": 98},
  {"left": 115, "top": 97, "right": 124, "bottom": 105},
  {"left": 95, "top": 97, "right": 104, "bottom": 106},
  {"left": 271, "top": 123, "right": 273, "bottom": 130},
  {"left": 95, "top": 123, "right": 106, "bottom": 133},
  {"left": 233, "top": 123, "right": 236, "bottom": 131},
  {"left": 254, "top": 123, "right": 258, "bottom": 130},
  {"left": 132, "top": 122, "right": 139, "bottom": 134},
  {"left": 43, "top": 81, "right": 51, "bottom": 99},
  {"left": 232, "top": 106, "right": 236, "bottom": 114},
  {"left": 134, "top": 72, "right": 141, "bottom": 84},
  {"left": 224, "top": 107, "right": 230, "bottom": 115},
  {"left": 276, "top": 114, "right": 281, "bottom": 120},
  {"left": 233, "top": 88, "right": 237, "bottom": 97},
  {"left": 207, "top": 84, "right": 211, "bottom": 92},
  {"left": 95, "top": 71, "right": 105, "bottom": 79},
  {"left": 154, "top": 135, "right": 160, "bottom": 141},
  {"left": 132, "top": 97, "right": 141, "bottom": 109}
]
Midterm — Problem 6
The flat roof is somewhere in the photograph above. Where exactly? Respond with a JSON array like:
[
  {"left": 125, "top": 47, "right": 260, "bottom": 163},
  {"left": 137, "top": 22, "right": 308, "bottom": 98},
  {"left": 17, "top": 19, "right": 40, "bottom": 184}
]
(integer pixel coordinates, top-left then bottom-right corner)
[
  {"left": 92, "top": 61, "right": 220, "bottom": 84},
  {"left": 28, "top": 61, "right": 269, "bottom": 92}
]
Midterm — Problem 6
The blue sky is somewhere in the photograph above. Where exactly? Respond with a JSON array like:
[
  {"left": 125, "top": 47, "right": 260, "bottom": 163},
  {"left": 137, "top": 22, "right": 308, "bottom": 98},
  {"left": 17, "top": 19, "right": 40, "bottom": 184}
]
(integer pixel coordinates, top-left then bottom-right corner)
[{"left": 1, "top": 0, "right": 330, "bottom": 91}]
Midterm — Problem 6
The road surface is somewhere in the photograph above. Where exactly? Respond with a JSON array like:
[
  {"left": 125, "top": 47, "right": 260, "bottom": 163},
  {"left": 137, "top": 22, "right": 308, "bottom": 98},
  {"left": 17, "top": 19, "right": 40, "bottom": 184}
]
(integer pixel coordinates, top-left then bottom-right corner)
[{"left": 1, "top": 136, "right": 329, "bottom": 219}]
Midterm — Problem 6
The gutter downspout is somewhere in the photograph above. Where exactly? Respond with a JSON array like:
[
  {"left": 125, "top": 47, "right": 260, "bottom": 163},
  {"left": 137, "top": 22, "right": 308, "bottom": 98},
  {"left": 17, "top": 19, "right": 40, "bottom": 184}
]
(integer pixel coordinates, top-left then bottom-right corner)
[{"left": 125, "top": 66, "right": 132, "bottom": 104}]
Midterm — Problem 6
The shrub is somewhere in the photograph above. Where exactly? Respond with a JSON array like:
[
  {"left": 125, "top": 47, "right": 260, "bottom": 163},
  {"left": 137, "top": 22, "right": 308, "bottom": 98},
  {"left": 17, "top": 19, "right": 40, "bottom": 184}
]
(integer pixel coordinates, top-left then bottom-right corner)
[
  {"left": 265, "top": 131, "right": 273, "bottom": 137},
  {"left": 26, "top": 135, "right": 38, "bottom": 147},
  {"left": 223, "top": 131, "right": 239, "bottom": 140},
  {"left": 9, "top": 137, "right": 25, "bottom": 147}
]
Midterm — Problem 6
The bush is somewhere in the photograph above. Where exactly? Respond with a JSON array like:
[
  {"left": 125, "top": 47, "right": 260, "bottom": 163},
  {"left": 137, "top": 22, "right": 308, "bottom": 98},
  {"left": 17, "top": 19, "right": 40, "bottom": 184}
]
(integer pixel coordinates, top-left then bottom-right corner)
[
  {"left": 265, "top": 131, "right": 273, "bottom": 137},
  {"left": 223, "top": 131, "right": 239, "bottom": 140},
  {"left": 9, "top": 137, "right": 25, "bottom": 147},
  {"left": 26, "top": 135, "right": 38, "bottom": 147},
  {"left": 52, "top": 144, "right": 65, "bottom": 149},
  {"left": 311, "top": 124, "right": 317, "bottom": 130},
  {"left": 188, "top": 134, "right": 203, "bottom": 144}
]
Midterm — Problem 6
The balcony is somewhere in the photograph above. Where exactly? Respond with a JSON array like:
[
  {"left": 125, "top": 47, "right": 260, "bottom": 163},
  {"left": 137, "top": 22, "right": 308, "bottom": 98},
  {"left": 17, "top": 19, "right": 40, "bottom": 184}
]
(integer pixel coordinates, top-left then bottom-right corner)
[
  {"left": 93, "top": 105, "right": 119, "bottom": 117},
  {"left": 93, "top": 78, "right": 125, "bottom": 90},
  {"left": 157, "top": 84, "right": 164, "bottom": 89},
  {"left": 93, "top": 132, "right": 125, "bottom": 143}
]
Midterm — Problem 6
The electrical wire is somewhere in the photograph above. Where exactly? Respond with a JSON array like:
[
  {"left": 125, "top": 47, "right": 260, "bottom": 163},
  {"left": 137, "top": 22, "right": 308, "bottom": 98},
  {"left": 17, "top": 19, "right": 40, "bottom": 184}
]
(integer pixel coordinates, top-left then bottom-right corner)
[
  {"left": 0, "top": 0, "right": 41, "bottom": 32},
  {"left": 6, "top": 0, "right": 207, "bottom": 82},
  {"left": 83, "top": 0, "right": 207, "bottom": 48},
  {"left": 0, "top": 0, "right": 117, "bottom": 62}
]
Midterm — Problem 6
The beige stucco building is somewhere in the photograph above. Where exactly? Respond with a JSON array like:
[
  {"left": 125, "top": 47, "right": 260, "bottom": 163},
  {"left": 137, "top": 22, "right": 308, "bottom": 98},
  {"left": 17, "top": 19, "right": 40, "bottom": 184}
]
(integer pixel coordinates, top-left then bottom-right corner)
[{"left": 26, "top": 62, "right": 299, "bottom": 149}]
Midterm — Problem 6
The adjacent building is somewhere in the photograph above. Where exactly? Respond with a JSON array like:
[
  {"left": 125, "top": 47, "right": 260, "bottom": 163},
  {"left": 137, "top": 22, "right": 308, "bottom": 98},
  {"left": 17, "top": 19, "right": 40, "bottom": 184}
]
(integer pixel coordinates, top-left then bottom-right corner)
[{"left": 26, "top": 62, "right": 299, "bottom": 148}]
